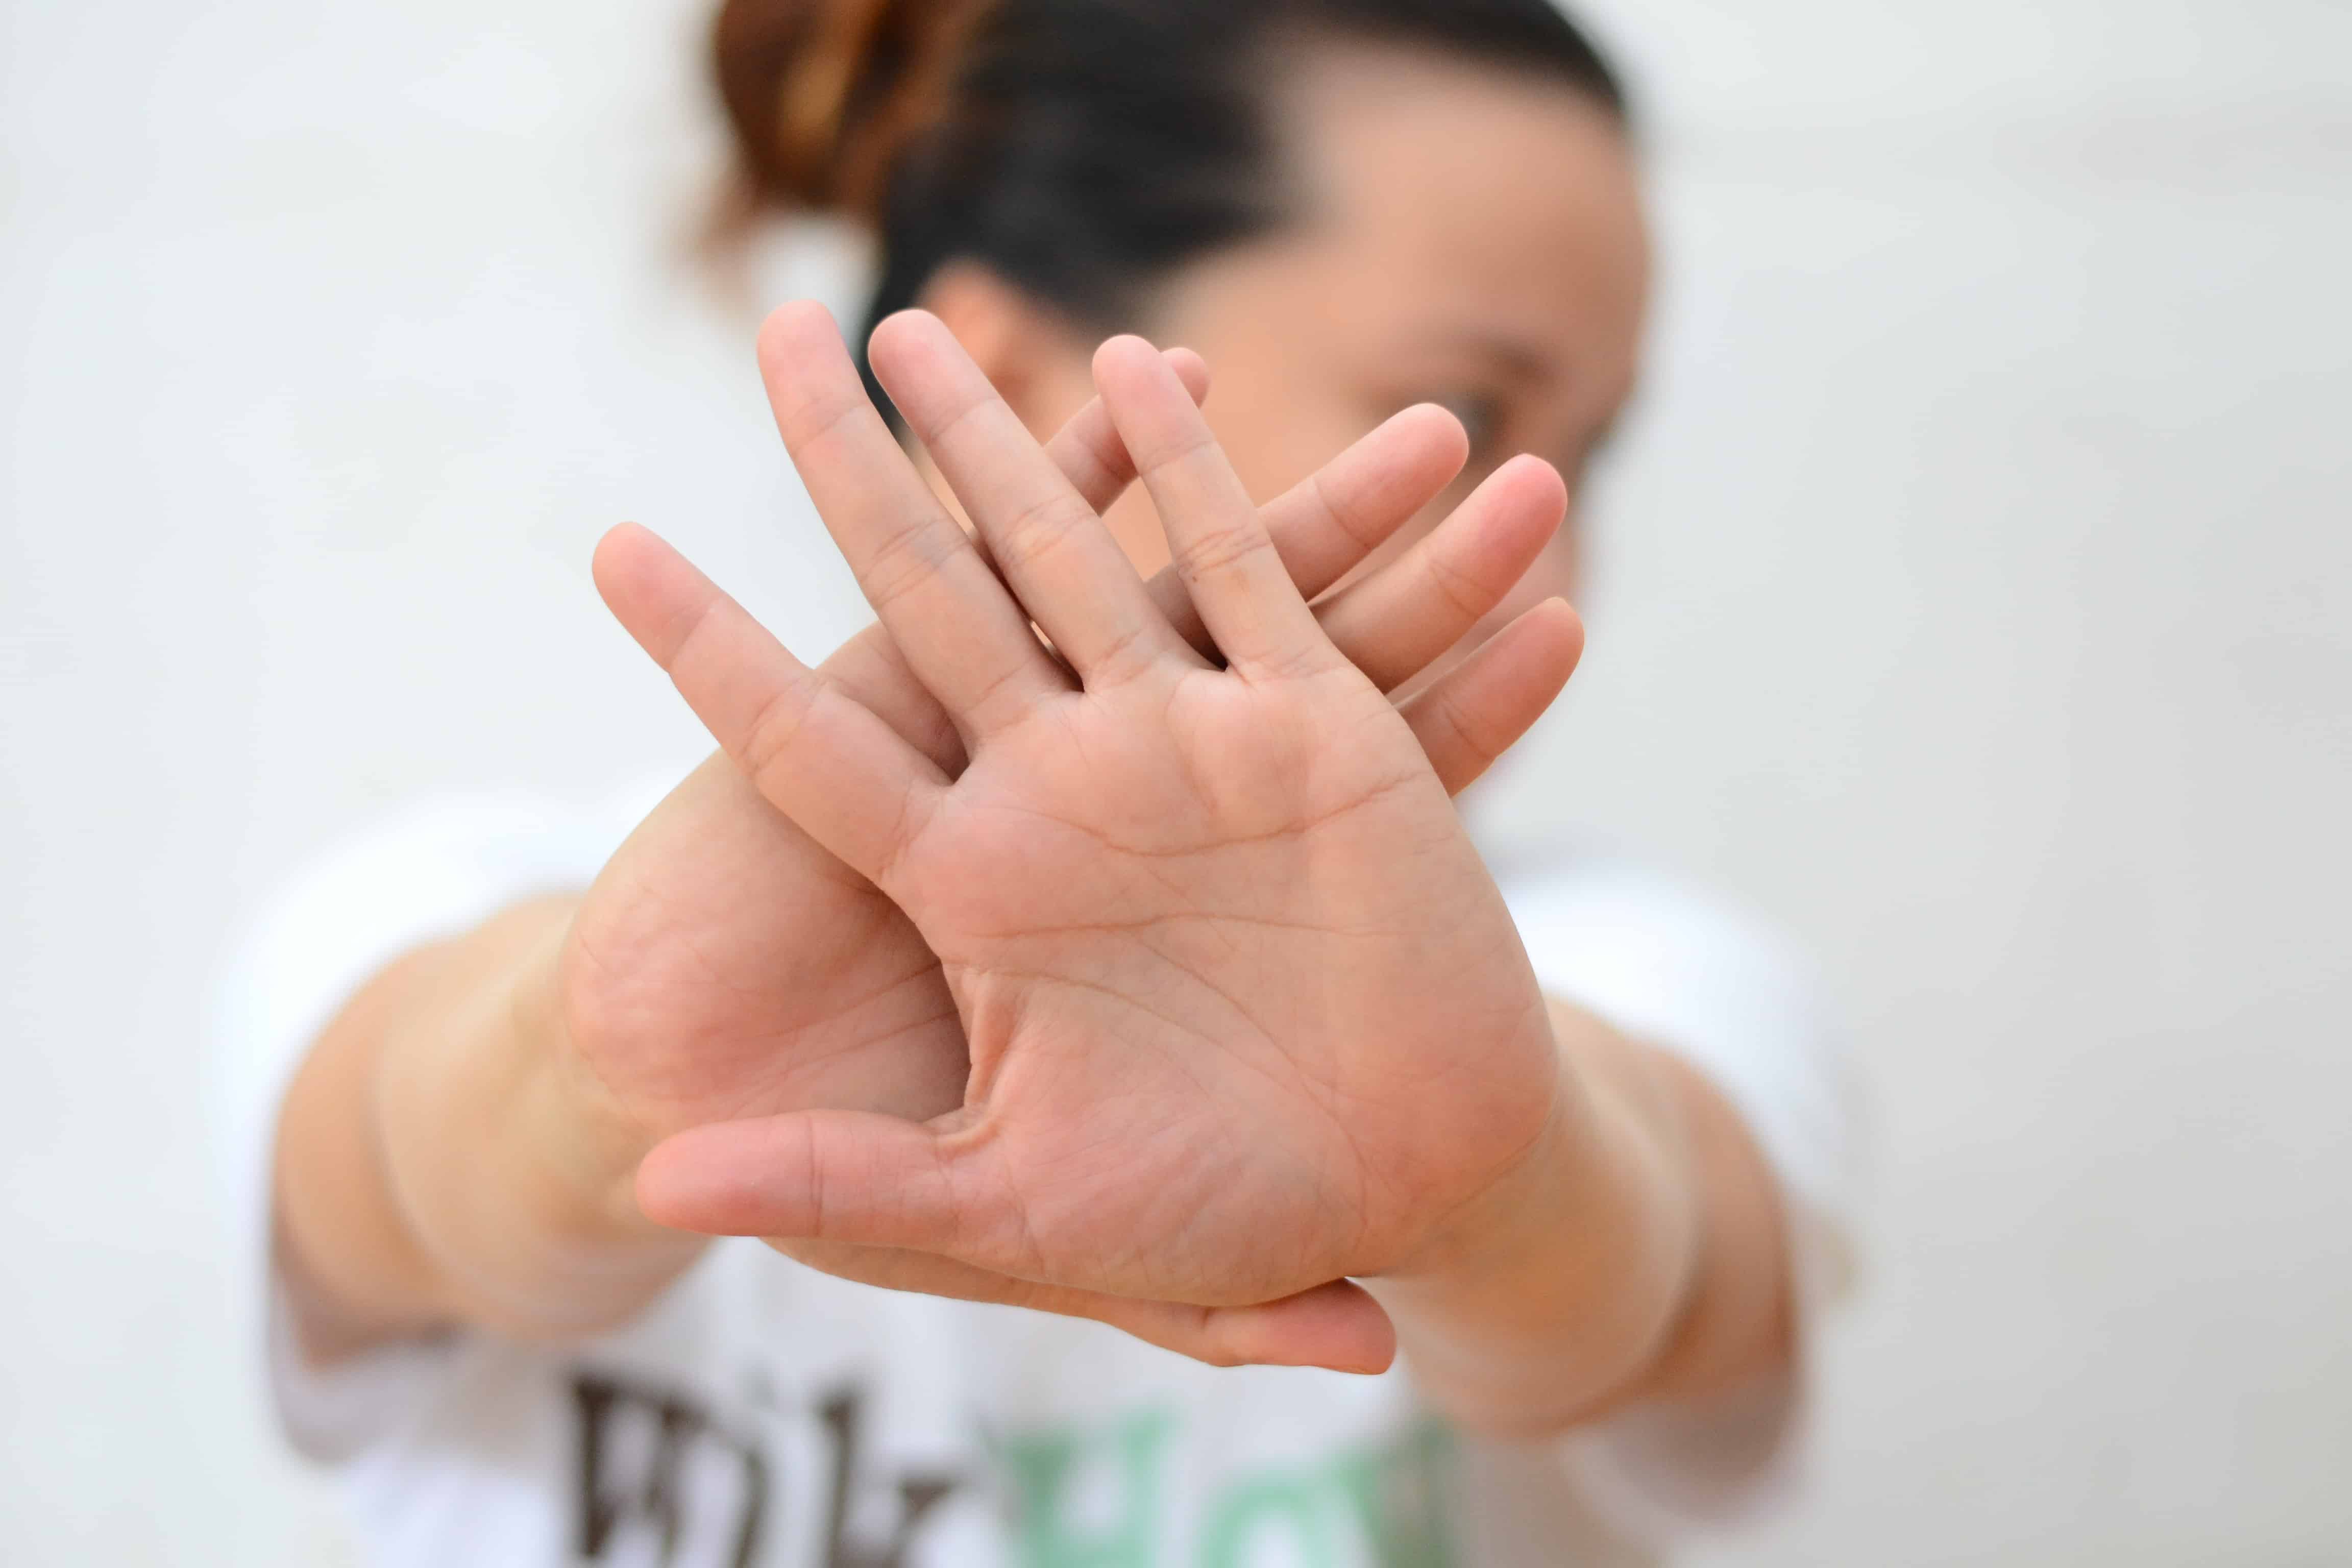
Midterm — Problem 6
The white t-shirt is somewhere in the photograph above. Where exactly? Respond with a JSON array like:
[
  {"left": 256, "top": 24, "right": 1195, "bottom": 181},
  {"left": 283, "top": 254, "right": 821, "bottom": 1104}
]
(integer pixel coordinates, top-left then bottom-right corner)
[{"left": 212, "top": 772, "right": 1852, "bottom": 1568}]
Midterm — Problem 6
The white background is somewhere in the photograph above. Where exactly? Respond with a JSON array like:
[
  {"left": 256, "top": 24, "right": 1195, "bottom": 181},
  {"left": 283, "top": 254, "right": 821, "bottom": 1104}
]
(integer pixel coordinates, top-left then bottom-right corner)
[{"left": 4, "top": 1, "right": 2348, "bottom": 1561}]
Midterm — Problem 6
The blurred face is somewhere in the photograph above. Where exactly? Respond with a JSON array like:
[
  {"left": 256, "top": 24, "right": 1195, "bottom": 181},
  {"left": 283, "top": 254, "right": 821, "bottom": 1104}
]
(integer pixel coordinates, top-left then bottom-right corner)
[
  {"left": 920, "top": 39, "right": 1649, "bottom": 653},
  {"left": 1118, "top": 38, "right": 1649, "bottom": 624}
]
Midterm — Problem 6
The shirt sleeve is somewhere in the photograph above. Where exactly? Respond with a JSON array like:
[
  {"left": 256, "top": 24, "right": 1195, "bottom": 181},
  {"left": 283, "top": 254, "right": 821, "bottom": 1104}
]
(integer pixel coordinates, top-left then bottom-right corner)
[
  {"left": 207, "top": 784, "right": 672, "bottom": 1463},
  {"left": 1492, "top": 852, "right": 1859, "bottom": 1542}
]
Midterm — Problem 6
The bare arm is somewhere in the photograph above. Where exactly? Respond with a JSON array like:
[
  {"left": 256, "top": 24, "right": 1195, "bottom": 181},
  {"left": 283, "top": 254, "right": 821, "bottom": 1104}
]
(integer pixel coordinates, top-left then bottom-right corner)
[
  {"left": 277, "top": 911, "right": 1795, "bottom": 1422},
  {"left": 1365, "top": 996, "right": 1794, "bottom": 1439},
  {"left": 616, "top": 314, "right": 1799, "bottom": 1420},
  {"left": 272, "top": 894, "right": 700, "bottom": 1359},
  {"left": 266, "top": 331, "right": 1584, "bottom": 1370}
]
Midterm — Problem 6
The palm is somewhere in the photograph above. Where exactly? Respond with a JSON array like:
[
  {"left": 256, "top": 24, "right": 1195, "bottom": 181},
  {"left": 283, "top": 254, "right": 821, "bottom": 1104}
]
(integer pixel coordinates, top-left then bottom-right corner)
[
  {"left": 558, "top": 748, "right": 963, "bottom": 1140},
  {"left": 901, "top": 667, "right": 1554, "bottom": 1302},
  {"left": 597, "top": 304, "right": 1585, "bottom": 1369},
  {"left": 568, "top": 345, "right": 1546, "bottom": 1147},
  {"left": 567, "top": 355, "right": 1240, "bottom": 1145}
]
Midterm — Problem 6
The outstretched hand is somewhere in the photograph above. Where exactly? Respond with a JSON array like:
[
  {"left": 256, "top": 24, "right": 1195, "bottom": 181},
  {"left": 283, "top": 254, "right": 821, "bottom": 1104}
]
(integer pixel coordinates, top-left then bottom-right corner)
[{"left": 598, "top": 305, "right": 1580, "bottom": 1373}]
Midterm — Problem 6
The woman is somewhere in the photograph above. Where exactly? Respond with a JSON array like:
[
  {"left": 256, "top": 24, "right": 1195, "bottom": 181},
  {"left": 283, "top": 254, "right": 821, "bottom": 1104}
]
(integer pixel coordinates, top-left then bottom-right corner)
[{"left": 227, "top": 1, "right": 1851, "bottom": 1562}]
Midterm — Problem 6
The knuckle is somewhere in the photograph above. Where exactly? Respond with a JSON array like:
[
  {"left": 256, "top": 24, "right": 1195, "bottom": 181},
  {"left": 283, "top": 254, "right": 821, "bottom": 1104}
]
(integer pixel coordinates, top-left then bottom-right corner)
[
  {"left": 1139, "top": 425, "right": 1220, "bottom": 475},
  {"left": 1434, "top": 688, "right": 1503, "bottom": 765},
  {"left": 955, "top": 653, "right": 1037, "bottom": 726},
  {"left": 778, "top": 386, "right": 867, "bottom": 452},
  {"left": 1175, "top": 520, "right": 1269, "bottom": 584},
  {"left": 1421, "top": 547, "right": 1493, "bottom": 619},
  {"left": 1312, "top": 466, "right": 1386, "bottom": 550},
  {"left": 799, "top": 1119, "right": 830, "bottom": 1238},
  {"left": 857, "top": 510, "right": 960, "bottom": 612},
  {"left": 866, "top": 777, "right": 928, "bottom": 889},
  {"left": 913, "top": 381, "right": 995, "bottom": 448},
  {"left": 991, "top": 491, "right": 1093, "bottom": 576},
  {"left": 737, "top": 677, "right": 821, "bottom": 785},
  {"left": 1081, "top": 619, "right": 1154, "bottom": 685},
  {"left": 658, "top": 595, "right": 730, "bottom": 678},
  {"left": 1253, "top": 641, "right": 1333, "bottom": 683}
]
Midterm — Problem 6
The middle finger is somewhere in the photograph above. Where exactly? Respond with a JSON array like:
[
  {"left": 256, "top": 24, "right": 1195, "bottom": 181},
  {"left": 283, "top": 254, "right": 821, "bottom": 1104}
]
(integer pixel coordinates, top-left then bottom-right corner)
[
  {"left": 756, "top": 301, "right": 1068, "bottom": 740},
  {"left": 869, "top": 311, "right": 1192, "bottom": 687}
]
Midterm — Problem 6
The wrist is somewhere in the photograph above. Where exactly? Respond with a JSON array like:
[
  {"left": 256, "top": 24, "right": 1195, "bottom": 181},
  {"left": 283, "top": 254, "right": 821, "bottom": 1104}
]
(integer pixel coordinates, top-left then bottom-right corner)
[
  {"left": 1365, "top": 1003, "right": 1704, "bottom": 1435},
  {"left": 372, "top": 901, "right": 704, "bottom": 1337}
]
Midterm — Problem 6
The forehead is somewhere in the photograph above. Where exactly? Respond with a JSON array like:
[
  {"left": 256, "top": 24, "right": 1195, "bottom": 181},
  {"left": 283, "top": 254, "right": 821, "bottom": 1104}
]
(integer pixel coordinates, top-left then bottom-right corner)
[{"left": 1269, "top": 37, "right": 1649, "bottom": 394}]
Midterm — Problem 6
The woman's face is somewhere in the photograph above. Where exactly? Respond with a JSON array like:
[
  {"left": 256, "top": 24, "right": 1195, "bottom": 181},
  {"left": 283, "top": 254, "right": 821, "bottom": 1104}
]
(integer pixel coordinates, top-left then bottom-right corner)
[
  {"left": 919, "top": 40, "right": 1648, "bottom": 661},
  {"left": 1114, "top": 39, "right": 1650, "bottom": 630}
]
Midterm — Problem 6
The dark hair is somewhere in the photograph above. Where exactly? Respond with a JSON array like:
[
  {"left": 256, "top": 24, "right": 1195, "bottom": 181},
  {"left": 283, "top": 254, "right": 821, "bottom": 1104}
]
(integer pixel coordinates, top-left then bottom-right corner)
[{"left": 712, "top": 0, "right": 1631, "bottom": 416}]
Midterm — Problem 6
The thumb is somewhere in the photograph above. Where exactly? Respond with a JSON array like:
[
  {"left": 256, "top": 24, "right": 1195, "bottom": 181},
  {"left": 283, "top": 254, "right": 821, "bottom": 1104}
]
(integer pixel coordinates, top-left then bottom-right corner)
[
  {"left": 773, "top": 1240, "right": 1399, "bottom": 1376},
  {"left": 638, "top": 1109, "right": 990, "bottom": 1262}
]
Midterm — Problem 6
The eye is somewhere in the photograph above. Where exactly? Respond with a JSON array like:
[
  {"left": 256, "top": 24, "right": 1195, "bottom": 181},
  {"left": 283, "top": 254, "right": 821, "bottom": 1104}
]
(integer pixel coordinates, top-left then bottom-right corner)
[{"left": 1433, "top": 393, "right": 1507, "bottom": 458}]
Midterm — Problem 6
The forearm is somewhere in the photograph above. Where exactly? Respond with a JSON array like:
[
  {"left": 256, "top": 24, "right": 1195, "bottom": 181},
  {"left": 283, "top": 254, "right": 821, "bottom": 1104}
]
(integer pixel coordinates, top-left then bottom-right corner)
[
  {"left": 1366, "top": 998, "right": 1793, "bottom": 1439},
  {"left": 272, "top": 895, "right": 704, "bottom": 1359}
]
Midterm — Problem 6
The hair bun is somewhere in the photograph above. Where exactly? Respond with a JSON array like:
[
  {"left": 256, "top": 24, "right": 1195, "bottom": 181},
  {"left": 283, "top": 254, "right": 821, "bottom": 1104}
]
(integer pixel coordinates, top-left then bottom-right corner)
[{"left": 713, "top": 0, "right": 986, "bottom": 224}]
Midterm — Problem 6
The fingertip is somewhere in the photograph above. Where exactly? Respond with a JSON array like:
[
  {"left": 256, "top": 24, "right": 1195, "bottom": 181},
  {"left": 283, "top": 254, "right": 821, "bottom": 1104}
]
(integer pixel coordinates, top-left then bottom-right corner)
[
  {"left": 755, "top": 299, "right": 844, "bottom": 374},
  {"left": 1503, "top": 447, "right": 1569, "bottom": 487},
  {"left": 634, "top": 1123, "right": 781, "bottom": 1236},
  {"left": 1312, "top": 1293, "right": 1400, "bottom": 1376},
  {"left": 1352, "top": 405, "right": 1468, "bottom": 509},
  {"left": 864, "top": 307, "right": 946, "bottom": 377},
  {"left": 1325, "top": 1310, "right": 1401, "bottom": 1375},
  {"left": 1163, "top": 346, "right": 1212, "bottom": 406},
  {"left": 863, "top": 310, "right": 972, "bottom": 430},
  {"left": 590, "top": 521, "right": 683, "bottom": 629},
  {"left": 591, "top": 519, "right": 650, "bottom": 575},
  {"left": 1223, "top": 1281, "right": 1398, "bottom": 1376},
  {"left": 1498, "top": 451, "right": 1571, "bottom": 518},
  {"left": 1394, "top": 401, "right": 1474, "bottom": 470},
  {"left": 1501, "top": 596, "right": 1587, "bottom": 697},
  {"left": 1548, "top": 602, "right": 1588, "bottom": 682},
  {"left": 1092, "top": 332, "right": 1165, "bottom": 388},
  {"left": 1528, "top": 595, "right": 1587, "bottom": 658},
  {"left": 633, "top": 1132, "right": 712, "bottom": 1232},
  {"left": 1472, "top": 458, "right": 1571, "bottom": 564}
]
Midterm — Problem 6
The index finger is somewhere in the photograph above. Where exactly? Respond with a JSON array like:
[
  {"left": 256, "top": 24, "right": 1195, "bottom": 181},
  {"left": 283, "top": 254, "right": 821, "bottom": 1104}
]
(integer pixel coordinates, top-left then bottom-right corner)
[
  {"left": 1094, "top": 335, "right": 1332, "bottom": 679},
  {"left": 757, "top": 302, "right": 1067, "bottom": 739},
  {"left": 1143, "top": 402, "right": 1469, "bottom": 656}
]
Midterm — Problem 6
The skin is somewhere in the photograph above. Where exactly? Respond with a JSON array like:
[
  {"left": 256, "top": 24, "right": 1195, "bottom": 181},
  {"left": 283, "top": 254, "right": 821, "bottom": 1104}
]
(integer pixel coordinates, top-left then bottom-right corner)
[
  {"left": 929, "top": 40, "right": 1647, "bottom": 649},
  {"left": 281, "top": 341, "right": 1576, "bottom": 1367},
  {"left": 274, "top": 41, "right": 1792, "bottom": 1439}
]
